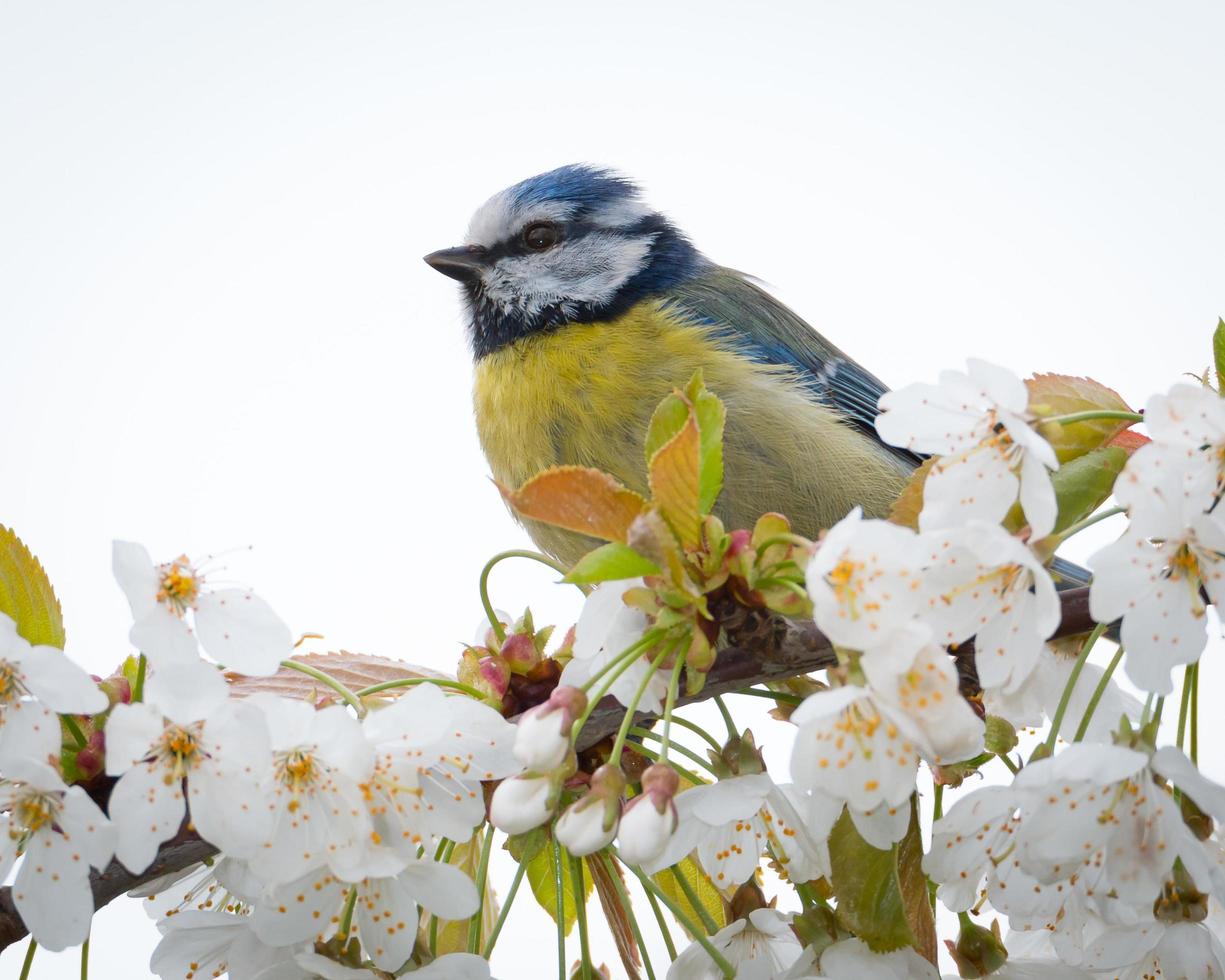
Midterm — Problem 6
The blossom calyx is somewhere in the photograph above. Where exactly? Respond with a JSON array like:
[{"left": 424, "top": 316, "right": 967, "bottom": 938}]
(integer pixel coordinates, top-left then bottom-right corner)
[
  {"left": 946, "top": 917, "right": 1008, "bottom": 978},
  {"left": 555, "top": 765, "right": 624, "bottom": 856},
  {"left": 458, "top": 648, "right": 510, "bottom": 702},
  {"left": 513, "top": 686, "right": 587, "bottom": 773}
]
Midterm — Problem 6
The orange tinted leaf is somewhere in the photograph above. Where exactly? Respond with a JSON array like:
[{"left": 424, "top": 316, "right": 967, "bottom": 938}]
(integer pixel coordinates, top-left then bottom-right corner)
[
  {"left": 887, "top": 458, "right": 936, "bottom": 530},
  {"left": 500, "top": 466, "right": 649, "bottom": 542},
  {"left": 1108, "top": 429, "right": 1151, "bottom": 454},
  {"left": 227, "top": 651, "right": 446, "bottom": 701},
  {"left": 1027, "top": 374, "right": 1137, "bottom": 462},
  {"left": 648, "top": 412, "right": 702, "bottom": 548}
]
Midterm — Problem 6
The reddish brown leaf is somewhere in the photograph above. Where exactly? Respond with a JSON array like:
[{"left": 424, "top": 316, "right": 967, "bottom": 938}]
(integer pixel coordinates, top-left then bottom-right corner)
[
  {"left": 886, "top": 458, "right": 935, "bottom": 530},
  {"left": 500, "top": 467, "right": 649, "bottom": 543},
  {"left": 1108, "top": 429, "right": 1151, "bottom": 454},
  {"left": 226, "top": 650, "right": 447, "bottom": 702}
]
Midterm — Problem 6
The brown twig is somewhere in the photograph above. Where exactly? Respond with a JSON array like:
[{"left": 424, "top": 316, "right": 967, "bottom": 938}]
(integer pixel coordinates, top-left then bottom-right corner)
[{"left": 0, "top": 587, "right": 1100, "bottom": 952}]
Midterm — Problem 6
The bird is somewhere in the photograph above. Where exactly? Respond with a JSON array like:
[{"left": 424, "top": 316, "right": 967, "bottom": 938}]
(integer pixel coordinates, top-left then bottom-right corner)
[{"left": 421, "top": 164, "right": 927, "bottom": 567}]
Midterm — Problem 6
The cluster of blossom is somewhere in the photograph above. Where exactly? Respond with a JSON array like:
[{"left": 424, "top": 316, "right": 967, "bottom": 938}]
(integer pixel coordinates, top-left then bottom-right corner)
[{"left": 3, "top": 359, "right": 1225, "bottom": 979}]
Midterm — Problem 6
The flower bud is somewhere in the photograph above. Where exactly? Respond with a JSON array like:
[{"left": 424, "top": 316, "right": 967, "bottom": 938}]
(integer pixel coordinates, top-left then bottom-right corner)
[
  {"left": 945, "top": 917, "right": 1008, "bottom": 978},
  {"left": 555, "top": 765, "right": 624, "bottom": 857},
  {"left": 459, "top": 648, "right": 510, "bottom": 702},
  {"left": 513, "top": 686, "right": 587, "bottom": 773},
  {"left": 489, "top": 773, "right": 558, "bottom": 835},
  {"left": 616, "top": 763, "right": 679, "bottom": 865},
  {"left": 501, "top": 632, "right": 541, "bottom": 675}
]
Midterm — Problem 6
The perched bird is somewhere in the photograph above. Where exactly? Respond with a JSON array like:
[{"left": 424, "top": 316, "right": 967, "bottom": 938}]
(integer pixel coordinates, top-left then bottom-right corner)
[{"left": 424, "top": 165, "right": 922, "bottom": 567}]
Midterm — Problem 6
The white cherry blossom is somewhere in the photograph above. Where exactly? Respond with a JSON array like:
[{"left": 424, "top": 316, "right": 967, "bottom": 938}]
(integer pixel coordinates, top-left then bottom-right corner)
[
  {"left": 363, "top": 682, "right": 519, "bottom": 851},
  {"left": 0, "top": 753, "right": 114, "bottom": 951},
  {"left": 489, "top": 773, "right": 557, "bottom": 835},
  {"left": 876, "top": 358, "right": 1059, "bottom": 537},
  {"left": 246, "top": 694, "right": 377, "bottom": 885},
  {"left": 793, "top": 936, "right": 940, "bottom": 978},
  {"left": 104, "top": 698, "right": 273, "bottom": 872},
  {"left": 113, "top": 540, "right": 292, "bottom": 675},
  {"left": 252, "top": 857, "right": 478, "bottom": 973},
  {"left": 1090, "top": 475, "right": 1225, "bottom": 695},
  {"left": 150, "top": 908, "right": 303, "bottom": 980},
  {"left": 667, "top": 908, "right": 802, "bottom": 980},
  {"left": 561, "top": 577, "right": 667, "bottom": 713},
  {"left": 0, "top": 611, "right": 106, "bottom": 722}
]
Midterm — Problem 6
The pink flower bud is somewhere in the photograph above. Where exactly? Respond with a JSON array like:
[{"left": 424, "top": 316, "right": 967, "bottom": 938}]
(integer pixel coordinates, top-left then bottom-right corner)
[
  {"left": 489, "top": 773, "right": 557, "bottom": 835},
  {"left": 458, "top": 648, "right": 510, "bottom": 701},
  {"left": 500, "top": 632, "right": 540, "bottom": 675},
  {"left": 512, "top": 687, "right": 588, "bottom": 773}
]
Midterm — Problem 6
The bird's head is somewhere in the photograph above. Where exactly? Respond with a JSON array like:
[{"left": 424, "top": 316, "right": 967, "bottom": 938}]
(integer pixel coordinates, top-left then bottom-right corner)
[{"left": 425, "top": 164, "right": 705, "bottom": 358}]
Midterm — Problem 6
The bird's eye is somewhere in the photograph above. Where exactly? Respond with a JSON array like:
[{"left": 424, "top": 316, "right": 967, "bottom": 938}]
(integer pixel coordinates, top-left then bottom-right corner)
[{"left": 522, "top": 222, "right": 560, "bottom": 251}]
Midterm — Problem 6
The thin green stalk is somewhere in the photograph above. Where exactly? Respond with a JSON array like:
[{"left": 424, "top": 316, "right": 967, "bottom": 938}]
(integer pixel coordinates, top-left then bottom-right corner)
[
  {"left": 1191, "top": 662, "right": 1200, "bottom": 764},
  {"left": 572, "top": 855, "right": 593, "bottom": 979},
  {"left": 280, "top": 658, "right": 365, "bottom": 716},
  {"left": 753, "top": 533, "right": 812, "bottom": 552},
  {"left": 1056, "top": 505, "right": 1125, "bottom": 541},
  {"left": 1043, "top": 409, "right": 1143, "bottom": 426},
  {"left": 625, "top": 738, "right": 708, "bottom": 785},
  {"left": 669, "top": 866, "right": 719, "bottom": 934},
  {"left": 1177, "top": 664, "right": 1195, "bottom": 750},
  {"left": 1141, "top": 691, "right": 1155, "bottom": 727},
  {"left": 1152, "top": 695, "right": 1166, "bottom": 728},
  {"left": 18, "top": 939, "right": 36, "bottom": 980},
  {"left": 429, "top": 840, "right": 456, "bottom": 955},
  {"left": 80, "top": 935, "right": 89, "bottom": 980},
  {"left": 62, "top": 715, "right": 87, "bottom": 749},
  {"left": 553, "top": 837, "right": 566, "bottom": 980},
  {"left": 572, "top": 632, "right": 661, "bottom": 739},
  {"left": 609, "top": 646, "right": 674, "bottom": 767},
  {"left": 729, "top": 686, "right": 803, "bottom": 706},
  {"left": 630, "top": 727, "right": 717, "bottom": 775},
  {"left": 659, "top": 655, "right": 686, "bottom": 762},
  {"left": 713, "top": 696, "right": 736, "bottom": 740},
  {"left": 642, "top": 879, "right": 677, "bottom": 959},
  {"left": 354, "top": 676, "right": 487, "bottom": 700},
  {"left": 666, "top": 714, "right": 723, "bottom": 752},
  {"left": 1073, "top": 645, "right": 1125, "bottom": 742},
  {"left": 467, "top": 823, "right": 496, "bottom": 953},
  {"left": 1044, "top": 622, "right": 1107, "bottom": 754},
  {"left": 479, "top": 549, "right": 575, "bottom": 645},
  {"left": 132, "top": 653, "right": 147, "bottom": 702},
  {"left": 998, "top": 754, "right": 1020, "bottom": 775},
  {"left": 336, "top": 886, "right": 358, "bottom": 945},
  {"left": 598, "top": 853, "right": 656, "bottom": 980},
  {"left": 482, "top": 859, "right": 526, "bottom": 957},
  {"left": 626, "top": 862, "right": 735, "bottom": 978},
  {"left": 929, "top": 784, "right": 944, "bottom": 908}
]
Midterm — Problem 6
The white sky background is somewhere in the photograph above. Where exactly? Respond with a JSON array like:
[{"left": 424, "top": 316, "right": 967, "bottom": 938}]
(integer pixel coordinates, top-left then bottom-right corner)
[{"left": 2, "top": 0, "right": 1224, "bottom": 976}]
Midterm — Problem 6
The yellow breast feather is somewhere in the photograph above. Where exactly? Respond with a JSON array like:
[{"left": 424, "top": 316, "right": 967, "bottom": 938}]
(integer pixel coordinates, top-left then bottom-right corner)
[{"left": 473, "top": 300, "right": 910, "bottom": 565}]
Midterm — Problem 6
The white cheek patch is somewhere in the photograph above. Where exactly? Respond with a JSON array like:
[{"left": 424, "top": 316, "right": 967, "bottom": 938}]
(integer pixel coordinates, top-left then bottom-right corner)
[
  {"left": 480, "top": 232, "right": 655, "bottom": 318},
  {"left": 587, "top": 196, "right": 653, "bottom": 229},
  {"left": 466, "top": 195, "right": 575, "bottom": 247}
]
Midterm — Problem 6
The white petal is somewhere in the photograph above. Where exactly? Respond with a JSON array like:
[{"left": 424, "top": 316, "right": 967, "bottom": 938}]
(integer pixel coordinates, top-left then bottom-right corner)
[
  {"left": 131, "top": 605, "right": 201, "bottom": 664},
  {"left": 112, "top": 540, "right": 160, "bottom": 621},
  {"left": 16, "top": 649, "right": 107, "bottom": 714},
  {"left": 104, "top": 702, "right": 164, "bottom": 774},
  {"left": 1151, "top": 746, "right": 1225, "bottom": 823},
  {"left": 409, "top": 953, "right": 492, "bottom": 980},
  {"left": 849, "top": 799, "right": 911, "bottom": 849},
  {"left": 1018, "top": 448, "right": 1057, "bottom": 539},
  {"left": 356, "top": 874, "right": 420, "bottom": 971},
  {"left": 11, "top": 848, "right": 95, "bottom": 951},
  {"left": 195, "top": 589, "right": 293, "bottom": 676},
  {"left": 144, "top": 656, "right": 229, "bottom": 725},
  {"left": 57, "top": 786, "right": 115, "bottom": 872},
  {"left": 109, "top": 762, "right": 187, "bottom": 873},
  {"left": 687, "top": 774, "right": 773, "bottom": 825},
  {"left": 966, "top": 358, "right": 1028, "bottom": 414},
  {"left": 396, "top": 858, "right": 480, "bottom": 919},
  {"left": 696, "top": 814, "right": 763, "bottom": 889},
  {"left": 252, "top": 868, "right": 343, "bottom": 945},
  {"left": 0, "top": 699, "right": 62, "bottom": 772},
  {"left": 920, "top": 449, "right": 1018, "bottom": 533}
]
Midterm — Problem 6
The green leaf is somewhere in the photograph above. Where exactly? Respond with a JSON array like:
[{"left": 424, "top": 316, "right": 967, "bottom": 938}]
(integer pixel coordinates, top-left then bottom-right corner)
[
  {"left": 644, "top": 391, "right": 690, "bottom": 466},
  {"left": 648, "top": 410, "right": 703, "bottom": 548},
  {"left": 1214, "top": 318, "right": 1225, "bottom": 393},
  {"left": 651, "top": 856, "right": 726, "bottom": 939},
  {"left": 424, "top": 836, "right": 500, "bottom": 955},
  {"left": 1048, "top": 446, "right": 1129, "bottom": 535},
  {"left": 1027, "top": 374, "right": 1136, "bottom": 463},
  {"left": 0, "top": 525, "right": 65, "bottom": 648},
  {"left": 508, "top": 829, "right": 591, "bottom": 934},
  {"left": 828, "top": 803, "right": 936, "bottom": 962},
  {"left": 687, "top": 372, "right": 726, "bottom": 516},
  {"left": 565, "top": 542, "right": 660, "bottom": 584}
]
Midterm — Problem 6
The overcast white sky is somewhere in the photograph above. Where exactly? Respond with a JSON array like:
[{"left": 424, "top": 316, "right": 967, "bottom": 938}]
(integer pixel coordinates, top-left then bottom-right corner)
[{"left": 2, "top": 1, "right": 1224, "bottom": 977}]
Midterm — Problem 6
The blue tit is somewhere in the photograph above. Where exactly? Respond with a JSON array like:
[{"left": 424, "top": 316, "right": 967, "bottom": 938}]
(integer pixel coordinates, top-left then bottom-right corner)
[{"left": 422, "top": 165, "right": 927, "bottom": 566}]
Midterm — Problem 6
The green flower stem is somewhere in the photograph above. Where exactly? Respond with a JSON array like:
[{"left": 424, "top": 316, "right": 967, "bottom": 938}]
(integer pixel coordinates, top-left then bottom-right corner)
[
  {"left": 132, "top": 653, "right": 147, "bottom": 703},
  {"left": 1072, "top": 645, "right": 1125, "bottom": 742},
  {"left": 625, "top": 862, "right": 735, "bottom": 978},
  {"left": 624, "top": 738, "right": 708, "bottom": 785},
  {"left": 1043, "top": 622, "right": 1108, "bottom": 755},
  {"left": 998, "top": 753, "right": 1020, "bottom": 775},
  {"left": 572, "top": 855, "right": 593, "bottom": 979},
  {"left": 598, "top": 852, "right": 657, "bottom": 980},
  {"left": 1042, "top": 409, "right": 1144, "bottom": 426},
  {"left": 336, "top": 886, "right": 358, "bottom": 946},
  {"left": 354, "top": 676, "right": 488, "bottom": 700},
  {"left": 1152, "top": 695, "right": 1166, "bottom": 728},
  {"left": 1056, "top": 505, "right": 1125, "bottom": 541},
  {"left": 479, "top": 549, "right": 575, "bottom": 646},
  {"left": 713, "top": 696, "right": 736, "bottom": 741},
  {"left": 1191, "top": 662, "right": 1200, "bottom": 764},
  {"left": 18, "top": 939, "right": 36, "bottom": 980},
  {"left": 1140, "top": 691, "right": 1155, "bottom": 727},
  {"left": 728, "top": 686, "right": 803, "bottom": 706},
  {"left": 643, "top": 891, "right": 677, "bottom": 960},
  {"left": 754, "top": 533, "right": 812, "bottom": 553},
  {"left": 482, "top": 859, "right": 526, "bottom": 957},
  {"left": 572, "top": 631, "right": 661, "bottom": 740},
  {"left": 280, "top": 659, "right": 365, "bottom": 717},
  {"left": 608, "top": 646, "right": 674, "bottom": 768},
  {"left": 666, "top": 713, "right": 723, "bottom": 752},
  {"left": 429, "top": 840, "right": 456, "bottom": 955},
  {"left": 630, "top": 727, "right": 716, "bottom": 776},
  {"left": 929, "top": 784, "right": 944, "bottom": 908},
  {"left": 553, "top": 837, "right": 566, "bottom": 980},
  {"left": 659, "top": 656, "right": 686, "bottom": 762},
  {"left": 467, "top": 823, "right": 497, "bottom": 954},
  {"left": 1177, "top": 664, "right": 1195, "bottom": 751},
  {"left": 62, "top": 714, "right": 87, "bottom": 749},
  {"left": 753, "top": 578, "right": 811, "bottom": 603},
  {"left": 80, "top": 935, "right": 89, "bottom": 980},
  {"left": 668, "top": 866, "right": 719, "bottom": 934}
]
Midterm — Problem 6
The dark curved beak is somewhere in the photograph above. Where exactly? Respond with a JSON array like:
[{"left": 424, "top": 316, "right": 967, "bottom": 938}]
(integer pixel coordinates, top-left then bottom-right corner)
[{"left": 423, "top": 245, "right": 488, "bottom": 283}]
